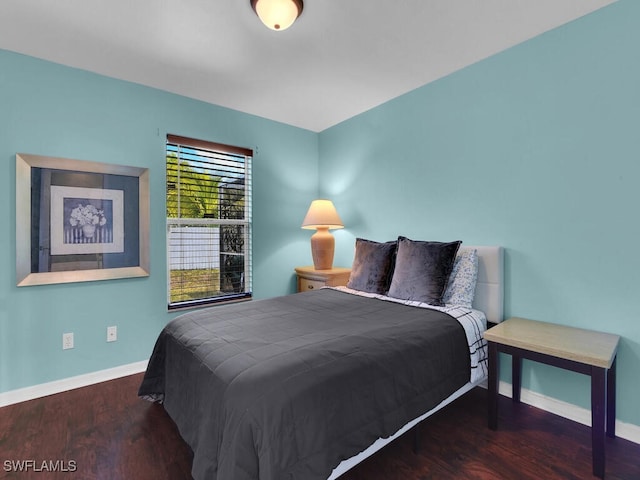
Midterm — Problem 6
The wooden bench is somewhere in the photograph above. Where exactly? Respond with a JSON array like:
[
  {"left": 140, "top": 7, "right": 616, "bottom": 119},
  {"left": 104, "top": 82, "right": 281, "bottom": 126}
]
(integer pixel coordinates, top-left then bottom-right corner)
[{"left": 484, "top": 317, "right": 620, "bottom": 478}]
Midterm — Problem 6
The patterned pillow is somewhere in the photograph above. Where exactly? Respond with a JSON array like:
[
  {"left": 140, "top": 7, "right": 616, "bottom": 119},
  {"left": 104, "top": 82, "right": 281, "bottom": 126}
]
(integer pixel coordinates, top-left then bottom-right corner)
[
  {"left": 387, "top": 237, "right": 461, "bottom": 306},
  {"left": 442, "top": 249, "right": 479, "bottom": 308},
  {"left": 347, "top": 238, "right": 397, "bottom": 294}
]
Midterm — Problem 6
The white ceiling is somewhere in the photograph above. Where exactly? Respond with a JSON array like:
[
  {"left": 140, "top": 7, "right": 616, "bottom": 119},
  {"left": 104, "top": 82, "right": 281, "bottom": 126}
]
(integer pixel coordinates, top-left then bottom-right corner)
[{"left": 0, "top": 0, "right": 616, "bottom": 132}]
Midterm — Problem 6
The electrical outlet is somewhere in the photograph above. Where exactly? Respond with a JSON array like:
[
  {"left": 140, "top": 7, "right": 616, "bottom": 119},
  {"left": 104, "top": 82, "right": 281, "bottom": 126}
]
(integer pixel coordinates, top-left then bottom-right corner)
[
  {"left": 107, "top": 326, "right": 117, "bottom": 342},
  {"left": 62, "top": 332, "right": 74, "bottom": 350}
]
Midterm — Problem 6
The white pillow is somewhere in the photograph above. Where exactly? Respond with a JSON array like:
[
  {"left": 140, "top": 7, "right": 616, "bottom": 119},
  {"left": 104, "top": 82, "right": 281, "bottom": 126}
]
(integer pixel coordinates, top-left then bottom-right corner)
[{"left": 442, "top": 249, "right": 478, "bottom": 308}]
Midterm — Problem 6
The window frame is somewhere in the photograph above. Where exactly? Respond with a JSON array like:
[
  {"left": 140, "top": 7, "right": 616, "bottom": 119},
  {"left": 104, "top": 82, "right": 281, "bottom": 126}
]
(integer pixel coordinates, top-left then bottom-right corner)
[{"left": 166, "top": 134, "right": 252, "bottom": 310}]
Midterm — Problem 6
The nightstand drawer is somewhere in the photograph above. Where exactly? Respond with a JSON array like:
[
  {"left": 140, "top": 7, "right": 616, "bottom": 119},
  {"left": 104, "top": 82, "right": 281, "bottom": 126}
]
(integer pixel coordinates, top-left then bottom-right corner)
[
  {"left": 294, "top": 266, "right": 351, "bottom": 293},
  {"left": 299, "top": 278, "right": 325, "bottom": 291}
]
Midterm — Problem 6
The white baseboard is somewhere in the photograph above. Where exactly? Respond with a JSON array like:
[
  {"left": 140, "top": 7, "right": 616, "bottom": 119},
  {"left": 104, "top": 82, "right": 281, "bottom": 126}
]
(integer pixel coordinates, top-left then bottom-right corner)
[
  {"left": 492, "top": 380, "right": 640, "bottom": 445},
  {"left": 0, "top": 360, "right": 148, "bottom": 408}
]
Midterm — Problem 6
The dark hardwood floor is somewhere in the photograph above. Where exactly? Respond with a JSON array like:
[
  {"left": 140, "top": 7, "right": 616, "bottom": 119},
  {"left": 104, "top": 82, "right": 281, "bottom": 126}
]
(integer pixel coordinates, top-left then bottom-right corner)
[{"left": 0, "top": 373, "right": 638, "bottom": 479}]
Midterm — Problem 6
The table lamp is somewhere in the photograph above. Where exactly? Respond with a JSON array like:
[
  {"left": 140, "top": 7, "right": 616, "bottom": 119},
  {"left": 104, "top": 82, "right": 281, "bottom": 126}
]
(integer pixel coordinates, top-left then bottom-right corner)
[{"left": 301, "top": 199, "right": 344, "bottom": 270}]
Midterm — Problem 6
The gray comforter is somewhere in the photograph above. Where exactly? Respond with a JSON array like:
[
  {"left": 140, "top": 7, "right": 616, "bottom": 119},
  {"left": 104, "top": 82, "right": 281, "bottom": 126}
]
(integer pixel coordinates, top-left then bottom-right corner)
[{"left": 139, "top": 288, "right": 470, "bottom": 480}]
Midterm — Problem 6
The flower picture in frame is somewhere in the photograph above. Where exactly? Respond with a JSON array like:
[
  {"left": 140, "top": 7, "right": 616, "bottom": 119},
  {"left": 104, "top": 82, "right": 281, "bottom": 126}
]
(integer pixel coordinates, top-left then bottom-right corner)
[
  {"left": 16, "top": 153, "right": 150, "bottom": 287},
  {"left": 50, "top": 185, "right": 124, "bottom": 255}
]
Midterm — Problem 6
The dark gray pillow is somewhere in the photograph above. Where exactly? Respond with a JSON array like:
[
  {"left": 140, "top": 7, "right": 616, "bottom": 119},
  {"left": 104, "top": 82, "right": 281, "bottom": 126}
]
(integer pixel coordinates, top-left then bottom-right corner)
[
  {"left": 387, "top": 237, "right": 462, "bottom": 306},
  {"left": 347, "top": 238, "right": 397, "bottom": 294}
]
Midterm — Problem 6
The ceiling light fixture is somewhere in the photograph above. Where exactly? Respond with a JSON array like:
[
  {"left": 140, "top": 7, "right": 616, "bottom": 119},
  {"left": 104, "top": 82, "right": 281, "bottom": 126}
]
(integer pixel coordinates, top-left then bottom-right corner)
[{"left": 250, "top": 0, "right": 303, "bottom": 31}]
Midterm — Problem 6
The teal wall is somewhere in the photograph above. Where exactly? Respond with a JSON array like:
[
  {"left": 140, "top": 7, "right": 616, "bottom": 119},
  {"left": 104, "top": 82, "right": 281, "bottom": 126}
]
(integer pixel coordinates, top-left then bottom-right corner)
[
  {"left": 320, "top": 0, "right": 640, "bottom": 427},
  {"left": 0, "top": 49, "right": 317, "bottom": 393}
]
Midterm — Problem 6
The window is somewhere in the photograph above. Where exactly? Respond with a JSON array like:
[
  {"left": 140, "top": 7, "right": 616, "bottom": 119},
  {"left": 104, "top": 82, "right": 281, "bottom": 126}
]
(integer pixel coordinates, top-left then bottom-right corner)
[{"left": 166, "top": 134, "right": 252, "bottom": 309}]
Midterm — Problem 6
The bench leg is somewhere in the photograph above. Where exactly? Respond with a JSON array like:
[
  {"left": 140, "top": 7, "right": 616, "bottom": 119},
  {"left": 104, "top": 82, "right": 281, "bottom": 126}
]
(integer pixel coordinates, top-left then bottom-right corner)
[
  {"left": 512, "top": 355, "right": 522, "bottom": 403},
  {"left": 607, "top": 357, "right": 617, "bottom": 438},
  {"left": 488, "top": 342, "right": 499, "bottom": 430},
  {"left": 591, "top": 366, "right": 606, "bottom": 479}
]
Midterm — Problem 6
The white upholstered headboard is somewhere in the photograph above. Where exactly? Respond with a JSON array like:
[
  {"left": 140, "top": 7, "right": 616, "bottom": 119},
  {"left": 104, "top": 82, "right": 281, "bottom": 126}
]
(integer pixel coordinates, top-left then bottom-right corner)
[{"left": 459, "top": 246, "right": 504, "bottom": 324}]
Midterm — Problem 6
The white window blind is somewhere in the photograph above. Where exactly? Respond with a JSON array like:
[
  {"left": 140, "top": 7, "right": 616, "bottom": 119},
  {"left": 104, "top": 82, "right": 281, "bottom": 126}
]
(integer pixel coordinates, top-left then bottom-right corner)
[{"left": 166, "top": 134, "right": 252, "bottom": 309}]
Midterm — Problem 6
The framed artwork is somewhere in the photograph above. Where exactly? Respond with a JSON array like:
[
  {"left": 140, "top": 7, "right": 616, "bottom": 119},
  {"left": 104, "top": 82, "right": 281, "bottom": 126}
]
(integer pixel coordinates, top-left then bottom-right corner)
[
  {"left": 50, "top": 185, "right": 125, "bottom": 255},
  {"left": 16, "top": 153, "right": 150, "bottom": 286}
]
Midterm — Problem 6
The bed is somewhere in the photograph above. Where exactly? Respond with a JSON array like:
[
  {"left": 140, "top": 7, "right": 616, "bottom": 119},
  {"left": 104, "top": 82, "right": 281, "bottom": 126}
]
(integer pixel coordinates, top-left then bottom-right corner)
[{"left": 139, "top": 240, "right": 504, "bottom": 480}]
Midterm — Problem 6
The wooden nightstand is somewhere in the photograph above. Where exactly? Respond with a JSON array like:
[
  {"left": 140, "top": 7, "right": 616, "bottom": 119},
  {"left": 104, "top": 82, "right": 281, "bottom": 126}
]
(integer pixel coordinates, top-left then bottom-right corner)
[{"left": 294, "top": 266, "right": 351, "bottom": 293}]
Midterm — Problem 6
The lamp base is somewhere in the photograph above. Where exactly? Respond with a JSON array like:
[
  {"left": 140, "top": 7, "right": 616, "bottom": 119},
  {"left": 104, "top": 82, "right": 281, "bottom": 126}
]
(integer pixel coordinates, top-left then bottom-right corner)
[{"left": 310, "top": 227, "right": 335, "bottom": 270}]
